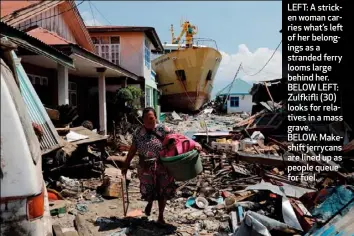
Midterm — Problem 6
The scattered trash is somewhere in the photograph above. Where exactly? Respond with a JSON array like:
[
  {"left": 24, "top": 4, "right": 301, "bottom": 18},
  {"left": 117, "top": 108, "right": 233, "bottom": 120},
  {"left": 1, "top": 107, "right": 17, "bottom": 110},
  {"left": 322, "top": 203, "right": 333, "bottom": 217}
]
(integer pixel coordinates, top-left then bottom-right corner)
[
  {"left": 195, "top": 197, "right": 209, "bottom": 209},
  {"left": 109, "top": 227, "right": 131, "bottom": 236},
  {"left": 49, "top": 200, "right": 67, "bottom": 217},
  {"left": 39, "top": 106, "right": 353, "bottom": 236},
  {"left": 186, "top": 197, "right": 196, "bottom": 208},
  {"left": 76, "top": 203, "right": 89, "bottom": 214}
]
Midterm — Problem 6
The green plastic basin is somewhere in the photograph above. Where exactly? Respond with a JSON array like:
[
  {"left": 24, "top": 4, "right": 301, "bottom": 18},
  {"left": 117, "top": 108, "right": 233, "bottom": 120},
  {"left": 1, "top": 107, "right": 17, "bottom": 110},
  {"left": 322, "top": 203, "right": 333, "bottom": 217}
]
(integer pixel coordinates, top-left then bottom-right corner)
[
  {"left": 160, "top": 150, "right": 203, "bottom": 181},
  {"left": 161, "top": 150, "right": 199, "bottom": 163}
]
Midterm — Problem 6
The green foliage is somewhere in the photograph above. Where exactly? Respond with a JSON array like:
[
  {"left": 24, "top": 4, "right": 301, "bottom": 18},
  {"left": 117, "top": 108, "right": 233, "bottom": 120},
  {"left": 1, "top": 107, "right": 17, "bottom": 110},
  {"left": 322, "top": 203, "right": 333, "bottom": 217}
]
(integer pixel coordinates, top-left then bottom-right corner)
[
  {"left": 115, "top": 86, "right": 144, "bottom": 109},
  {"left": 127, "top": 86, "right": 143, "bottom": 100},
  {"left": 116, "top": 88, "right": 133, "bottom": 103}
]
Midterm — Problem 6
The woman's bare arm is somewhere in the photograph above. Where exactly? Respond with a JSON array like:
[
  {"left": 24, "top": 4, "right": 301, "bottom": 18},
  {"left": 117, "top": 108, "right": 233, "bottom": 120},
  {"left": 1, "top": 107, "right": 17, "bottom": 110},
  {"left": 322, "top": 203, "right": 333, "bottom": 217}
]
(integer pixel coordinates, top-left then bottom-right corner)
[
  {"left": 122, "top": 143, "right": 137, "bottom": 174},
  {"left": 125, "top": 143, "right": 137, "bottom": 165}
]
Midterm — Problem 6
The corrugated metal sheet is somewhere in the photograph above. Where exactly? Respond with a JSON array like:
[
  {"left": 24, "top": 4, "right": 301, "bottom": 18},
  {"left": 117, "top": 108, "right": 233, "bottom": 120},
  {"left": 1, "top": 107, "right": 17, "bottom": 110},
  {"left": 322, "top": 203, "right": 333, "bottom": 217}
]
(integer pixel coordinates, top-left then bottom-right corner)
[
  {"left": 11, "top": 51, "right": 61, "bottom": 154},
  {"left": 26, "top": 26, "right": 72, "bottom": 45},
  {"left": 0, "top": 22, "right": 75, "bottom": 69}
]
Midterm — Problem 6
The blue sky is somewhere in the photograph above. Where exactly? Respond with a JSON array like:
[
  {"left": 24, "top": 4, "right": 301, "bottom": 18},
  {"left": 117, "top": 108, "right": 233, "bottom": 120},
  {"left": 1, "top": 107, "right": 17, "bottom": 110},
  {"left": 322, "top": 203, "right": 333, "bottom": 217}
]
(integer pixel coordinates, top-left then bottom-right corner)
[{"left": 78, "top": 1, "right": 282, "bottom": 97}]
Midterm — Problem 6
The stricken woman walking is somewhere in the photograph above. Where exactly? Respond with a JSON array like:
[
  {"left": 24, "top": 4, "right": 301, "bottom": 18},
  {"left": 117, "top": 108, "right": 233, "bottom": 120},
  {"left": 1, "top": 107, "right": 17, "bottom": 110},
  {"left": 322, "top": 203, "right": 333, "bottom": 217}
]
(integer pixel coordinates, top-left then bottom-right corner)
[{"left": 122, "top": 107, "right": 201, "bottom": 224}]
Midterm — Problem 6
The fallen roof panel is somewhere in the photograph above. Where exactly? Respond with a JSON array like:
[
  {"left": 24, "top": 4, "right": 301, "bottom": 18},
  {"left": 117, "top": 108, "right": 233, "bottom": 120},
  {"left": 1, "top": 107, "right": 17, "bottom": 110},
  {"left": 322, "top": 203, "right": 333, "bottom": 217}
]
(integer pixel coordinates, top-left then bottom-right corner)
[{"left": 11, "top": 50, "right": 62, "bottom": 154}]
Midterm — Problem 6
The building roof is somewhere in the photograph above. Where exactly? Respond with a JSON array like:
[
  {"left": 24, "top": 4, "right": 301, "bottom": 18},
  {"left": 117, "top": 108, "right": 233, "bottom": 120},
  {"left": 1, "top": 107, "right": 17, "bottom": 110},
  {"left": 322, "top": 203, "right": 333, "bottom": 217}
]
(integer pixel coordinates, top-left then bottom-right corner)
[
  {"left": 26, "top": 26, "right": 72, "bottom": 45},
  {"left": 0, "top": 21, "right": 74, "bottom": 69},
  {"left": 54, "top": 44, "right": 142, "bottom": 82},
  {"left": 1, "top": 1, "right": 61, "bottom": 25},
  {"left": 0, "top": 0, "right": 40, "bottom": 18},
  {"left": 1, "top": 0, "right": 95, "bottom": 53},
  {"left": 218, "top": 78, "right": 253, "bottom": 95},
  {"left": 3, "top": 23, "right": 141, "bottom": 81},
  {"left": 24, "top": 25, "right": 141, "bottom": 81},
  {"left": 87, "top": 26, "right": 164, "bottom": 52}
]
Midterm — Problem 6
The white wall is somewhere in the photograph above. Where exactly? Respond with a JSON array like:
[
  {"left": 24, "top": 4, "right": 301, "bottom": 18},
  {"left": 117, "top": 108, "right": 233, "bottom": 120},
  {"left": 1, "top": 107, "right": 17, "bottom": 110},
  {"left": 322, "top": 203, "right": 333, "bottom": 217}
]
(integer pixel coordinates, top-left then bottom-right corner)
[
  {"left": 92, "top": 33, "right": 155, "bottom": 81},
  {"left": 119, "top": 32, "right": 144, "bottom": 77},
  {"left": 227, "top": 94, "right": 253, "bottom": 113}
]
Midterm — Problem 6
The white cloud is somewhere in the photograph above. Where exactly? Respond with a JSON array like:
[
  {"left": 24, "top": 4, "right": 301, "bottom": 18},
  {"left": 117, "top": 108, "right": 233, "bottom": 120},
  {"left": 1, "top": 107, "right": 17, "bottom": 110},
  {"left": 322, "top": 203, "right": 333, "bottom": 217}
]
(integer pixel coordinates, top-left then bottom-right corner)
[
  {"left": 212, "top": 44, "right": 282, "bottom": 97},
  {"left": 80, "top": 11, "right": 104, "bottom": 26}
]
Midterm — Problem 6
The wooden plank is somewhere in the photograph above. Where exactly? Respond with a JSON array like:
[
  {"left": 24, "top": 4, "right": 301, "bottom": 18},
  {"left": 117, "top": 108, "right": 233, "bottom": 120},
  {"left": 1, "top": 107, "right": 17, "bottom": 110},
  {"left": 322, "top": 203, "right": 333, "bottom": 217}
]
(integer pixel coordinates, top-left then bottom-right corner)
[
  {"left": 69, "top": 126, "right": 107, "bottom": 145},
  {"left": 230, "top": 211, "right": 238, "bottom": 233},
  {"left": 53, "top": 225, "right": 64, "bottom": 236},
  {"left": 234, "top": 151, "right": 299, "bottom": 167},
  {"left": 63, "top": 232, "right": 79, "bottom": 236},
  {"left": 74, "top": 215, "right": 92, "bottom": 236}
]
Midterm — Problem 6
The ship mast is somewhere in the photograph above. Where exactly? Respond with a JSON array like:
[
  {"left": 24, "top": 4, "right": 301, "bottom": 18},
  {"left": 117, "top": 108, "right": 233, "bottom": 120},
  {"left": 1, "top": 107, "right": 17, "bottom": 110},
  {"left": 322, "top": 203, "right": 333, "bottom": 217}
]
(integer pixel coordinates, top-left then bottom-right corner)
[
  {"left": 171, "top": 20, "right": 198, "bottom": 48},
  {"left": 170, "top": 24, "right": 176, "bottom": 44}
]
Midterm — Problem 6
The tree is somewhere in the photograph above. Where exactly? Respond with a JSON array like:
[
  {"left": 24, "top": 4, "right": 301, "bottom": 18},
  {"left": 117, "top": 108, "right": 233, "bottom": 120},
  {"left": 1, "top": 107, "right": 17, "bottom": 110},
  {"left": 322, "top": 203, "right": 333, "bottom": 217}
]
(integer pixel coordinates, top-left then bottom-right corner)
[
  {"left": 127, "top": 86, "right": 143, "bottom": 101},
  {"left": 115, "top": 86, "right": 143, "bottom": 108},
  {"left": 115, "top": 88, "right": 133, "bottom": 104}
]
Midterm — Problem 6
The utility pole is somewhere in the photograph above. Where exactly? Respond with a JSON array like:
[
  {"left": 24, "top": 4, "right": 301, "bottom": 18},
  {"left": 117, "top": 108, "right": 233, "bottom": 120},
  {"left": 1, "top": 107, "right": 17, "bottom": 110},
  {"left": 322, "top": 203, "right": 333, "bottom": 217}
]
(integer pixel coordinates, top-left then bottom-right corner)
[{"left": 223, "top": 63, "right": 242, "bottom": 108}]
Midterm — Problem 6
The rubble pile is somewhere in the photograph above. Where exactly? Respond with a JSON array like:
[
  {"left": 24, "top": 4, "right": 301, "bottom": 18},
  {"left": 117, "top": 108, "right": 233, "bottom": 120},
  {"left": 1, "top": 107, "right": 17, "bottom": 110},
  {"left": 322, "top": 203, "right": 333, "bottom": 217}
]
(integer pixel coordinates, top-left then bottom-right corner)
[
  {"left": 162, "top": 110, "right": 246, "bottom": 134},
  {"left": 43, "top": 108, "right": 110, "bottom": 201},
  {"left": 42, "top": 126, "right": 107, "bottom": 182},
  {"left": 153, "top": 106, "right": 354, "bottom": 235},
  {"left": 46, "top": 106, "right": 354, "bottom": 236}
]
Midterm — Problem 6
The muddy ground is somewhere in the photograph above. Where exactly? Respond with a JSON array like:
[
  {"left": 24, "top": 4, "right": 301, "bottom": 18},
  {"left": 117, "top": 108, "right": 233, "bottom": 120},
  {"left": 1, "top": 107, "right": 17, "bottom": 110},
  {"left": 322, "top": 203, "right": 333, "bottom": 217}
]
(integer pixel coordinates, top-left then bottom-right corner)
[{"left": 51, "top": 176, "right": 212, "bottom": 236}]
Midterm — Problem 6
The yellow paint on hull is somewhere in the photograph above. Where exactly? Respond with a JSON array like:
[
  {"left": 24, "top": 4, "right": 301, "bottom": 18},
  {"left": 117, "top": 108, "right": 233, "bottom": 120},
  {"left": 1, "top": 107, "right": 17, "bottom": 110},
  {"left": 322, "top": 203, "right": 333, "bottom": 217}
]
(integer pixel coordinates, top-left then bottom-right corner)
[{"left": 152, "top": 47, "right": 222, "bottom": 111}]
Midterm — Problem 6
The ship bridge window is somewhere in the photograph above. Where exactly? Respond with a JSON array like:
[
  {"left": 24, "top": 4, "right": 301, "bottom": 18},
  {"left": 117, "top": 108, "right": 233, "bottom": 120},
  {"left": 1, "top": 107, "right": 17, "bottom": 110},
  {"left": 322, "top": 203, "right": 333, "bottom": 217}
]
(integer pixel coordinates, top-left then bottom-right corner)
[
  {"left": 206, "top": 70, "right": 213, "bottom": 81},
  {"left": 175, "top": 70, "right": 186, "bottom": 81}
]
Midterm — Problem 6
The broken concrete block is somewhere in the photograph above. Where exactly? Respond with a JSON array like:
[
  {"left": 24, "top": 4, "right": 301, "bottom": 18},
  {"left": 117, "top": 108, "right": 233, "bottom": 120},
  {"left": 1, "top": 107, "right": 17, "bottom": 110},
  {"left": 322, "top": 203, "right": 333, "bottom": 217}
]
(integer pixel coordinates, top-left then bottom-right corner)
[{"left": 101, "top": 176, "right": 122, "bottom": 198}]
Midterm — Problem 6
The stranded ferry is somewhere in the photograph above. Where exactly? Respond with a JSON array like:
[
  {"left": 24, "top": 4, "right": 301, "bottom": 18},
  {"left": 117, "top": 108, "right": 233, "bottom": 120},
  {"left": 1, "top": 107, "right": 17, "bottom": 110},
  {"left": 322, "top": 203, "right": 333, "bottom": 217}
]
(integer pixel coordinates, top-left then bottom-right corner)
[{"left": 152, "top": 21, "right": 222, "bottom": 112}]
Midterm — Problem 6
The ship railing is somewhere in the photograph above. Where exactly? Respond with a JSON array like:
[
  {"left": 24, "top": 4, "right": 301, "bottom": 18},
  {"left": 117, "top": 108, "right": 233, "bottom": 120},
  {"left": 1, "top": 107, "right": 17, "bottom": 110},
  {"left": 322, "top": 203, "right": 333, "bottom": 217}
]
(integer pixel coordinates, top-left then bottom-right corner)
[{"left": 180, "top": 38, "right": 219, "bottom": 51}]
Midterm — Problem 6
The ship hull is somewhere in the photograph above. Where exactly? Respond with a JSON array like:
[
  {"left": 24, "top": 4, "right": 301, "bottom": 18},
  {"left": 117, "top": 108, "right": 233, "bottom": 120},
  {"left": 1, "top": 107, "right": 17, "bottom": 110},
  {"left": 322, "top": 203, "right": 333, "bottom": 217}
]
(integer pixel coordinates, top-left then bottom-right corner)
[
  {"left": 160, "top": 91, "right": 210, "bottom": 112},
  {"left": 152, "top": 47, "right": 222, "bottom": 112}
]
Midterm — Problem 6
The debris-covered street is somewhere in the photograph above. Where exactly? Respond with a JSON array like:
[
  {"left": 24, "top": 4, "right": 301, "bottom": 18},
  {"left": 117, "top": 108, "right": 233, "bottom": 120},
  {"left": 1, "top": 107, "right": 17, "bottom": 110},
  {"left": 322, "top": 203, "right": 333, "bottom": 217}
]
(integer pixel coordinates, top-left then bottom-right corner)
[
  {"left": 44, "top": 105, "right": 354, "bottom": 236},
  {"left": 1, "top": 1, "right": 354, "bottom": 236}
]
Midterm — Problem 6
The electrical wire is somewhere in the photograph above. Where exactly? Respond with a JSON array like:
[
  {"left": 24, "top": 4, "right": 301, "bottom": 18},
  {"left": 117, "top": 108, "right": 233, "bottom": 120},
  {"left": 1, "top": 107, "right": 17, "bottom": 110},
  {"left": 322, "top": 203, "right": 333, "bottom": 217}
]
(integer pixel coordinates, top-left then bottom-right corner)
[
  {"left": 242, "top": 64, "right": 281, "bottom": 77},
  {"left": 18, "top": 1, "right": 85, "bottom": 30},
  {"left": 216, "top": 83, "right": 232, "bottom": 97},
  {"left": 88, "top": 0, "right": 96, "bottom": 26},
  {"left": 222, "top": 63, "right": 242, "bottom": 107},
  {"left": 90, "top": 1, "right": 113, "bottom": 25},
  {"left": 215, "top": 40, "right": 282, "bottom": 97},
  {"left": 241, "top": 40, "right": 282, "bottom": 77}
]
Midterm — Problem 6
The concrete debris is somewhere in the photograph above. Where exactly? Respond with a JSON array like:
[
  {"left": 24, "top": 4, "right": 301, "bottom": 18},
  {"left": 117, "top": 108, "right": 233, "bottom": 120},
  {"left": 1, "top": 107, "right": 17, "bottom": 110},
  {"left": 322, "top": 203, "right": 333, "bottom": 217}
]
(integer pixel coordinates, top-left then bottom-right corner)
[{"left": 171, "top": 111, "right": 183, "bottom": 121}]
